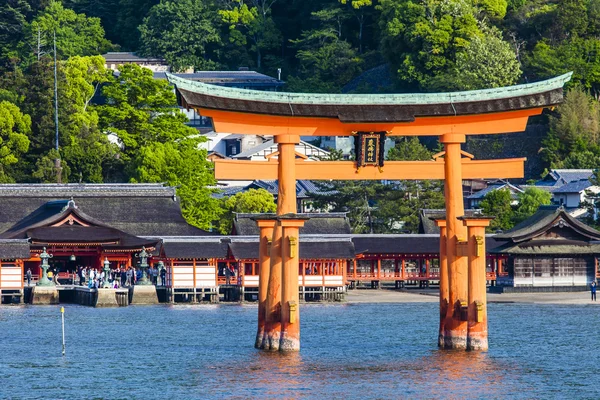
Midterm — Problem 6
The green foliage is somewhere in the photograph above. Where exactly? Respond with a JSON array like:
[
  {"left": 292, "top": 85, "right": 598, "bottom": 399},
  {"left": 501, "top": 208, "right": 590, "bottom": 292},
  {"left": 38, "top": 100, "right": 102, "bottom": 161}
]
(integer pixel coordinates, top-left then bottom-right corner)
[
  {"left": 514, "top": 187, "right": 551, "bottom": 221},
  {"left": 139, "top": 0, "right": 221, "bottom": 71},
  {"left": 27, "top": 1, "right": 113, "bottom": 60},
  {"left": 0, "top": 100, "right": 31, "bottom": 182},
  {"left": 287, "top": 27, "right": 362, "bottom": 92},
  {"left": 448, "top": 28, "right": 521, "bottom": 90},
  {"left": 387, "top": 137, "right": 433, "bottom": 161},
  {"left": 217, "top": 188, "right": 276, "bottom": 234},
  {"left": 96, "top": 63, "right": 219, "bottom": 228},
  {"left": 541, "top": 86, "right": 600, "bottom": 168},
  {"left": 480, "top": 188, "right": 514, "bottom": 232},
  {"left": 378, "top": 0, "right": 482, "bottom": 90},
  {"left": 219, "top": 0, "right": 282, "bottom": 69}
]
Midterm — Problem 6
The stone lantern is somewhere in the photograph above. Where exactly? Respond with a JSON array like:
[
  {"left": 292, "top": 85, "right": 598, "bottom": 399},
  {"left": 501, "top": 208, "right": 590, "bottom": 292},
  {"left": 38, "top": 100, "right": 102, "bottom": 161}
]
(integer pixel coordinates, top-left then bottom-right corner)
[
  {"left": 156, "top": 261, "right": 165, "bottom": 285},
  {"left": 135, "top": 247, "right": 152, "bottom": 285},
  {"left": 102, "top": 257, "right": 111, "bottom": 288},
  {"left": 37, "top": 247, "right": 54, "bottom": 286}
]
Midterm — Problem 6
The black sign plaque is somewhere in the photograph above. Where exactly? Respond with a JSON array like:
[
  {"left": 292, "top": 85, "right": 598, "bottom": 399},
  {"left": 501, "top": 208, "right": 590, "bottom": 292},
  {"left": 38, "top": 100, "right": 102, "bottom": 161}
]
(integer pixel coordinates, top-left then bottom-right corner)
[{"left": 354, "top": 131, "right": 386, "bottom": 169}]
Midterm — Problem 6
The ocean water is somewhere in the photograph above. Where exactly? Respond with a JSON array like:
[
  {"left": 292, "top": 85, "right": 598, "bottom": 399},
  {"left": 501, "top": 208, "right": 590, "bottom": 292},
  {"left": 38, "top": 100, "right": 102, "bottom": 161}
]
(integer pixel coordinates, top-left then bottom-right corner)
[{"left": 0, "top": 301, "right": 598, "bottom": 399}]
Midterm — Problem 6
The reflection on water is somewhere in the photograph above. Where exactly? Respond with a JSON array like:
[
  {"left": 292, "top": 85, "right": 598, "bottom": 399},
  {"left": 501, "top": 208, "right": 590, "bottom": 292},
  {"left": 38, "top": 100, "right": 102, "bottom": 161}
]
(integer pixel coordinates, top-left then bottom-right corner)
[{"left": 0, "top": 302, "right": 596, "bottom": 398}]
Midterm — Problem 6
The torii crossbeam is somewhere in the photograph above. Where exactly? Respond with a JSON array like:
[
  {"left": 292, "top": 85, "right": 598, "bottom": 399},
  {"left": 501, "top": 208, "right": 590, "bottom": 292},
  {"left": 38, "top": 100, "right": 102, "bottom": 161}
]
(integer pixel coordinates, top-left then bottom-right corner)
[{"left": 168, "top": 72, "right": 572, "bottom": 352}]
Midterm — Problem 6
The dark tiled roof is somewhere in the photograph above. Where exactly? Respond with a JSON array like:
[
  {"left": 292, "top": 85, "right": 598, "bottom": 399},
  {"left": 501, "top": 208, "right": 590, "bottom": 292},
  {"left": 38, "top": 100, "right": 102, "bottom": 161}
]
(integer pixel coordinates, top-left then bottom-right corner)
[
  {"left": 161, "top": 238, "right": 229, "bottom": 259},
  {"left": 0, "top": 184, "right": 213, "bottom": 237},
  {"left": 228, "top": 237, "right": 355, "bottom": 260},
  {"left": 232, "top": 213, "right": 351, "bottom": 235},
  {"left": 103, "top": 52, "right": 166, "bottom": 63},
  {"left": 552, "top": 179, "right": 593, "bottom": 194},
  {"left": 155, "top": 71, "right": 283, "bottom": 87},
  {"left": 465, "top": 183, "right": 523, "bottom": 200},
  {"left": 493, "top": 205, "right": 600, "bottom": 242},
  {"left": 26, "top": 226, "right": 157, "bottom": 248},
  {"left": 352, "top": 234, "right": 503, "bottom": 255},
  {"left": 0, "top": 239, "right": 30, "bottom": 259},
  {"left": 418, "top": 209, "right": 482, "bottom": 234},
  {"left": 536, "top": 169, "right": 594, "bottom": 187}
]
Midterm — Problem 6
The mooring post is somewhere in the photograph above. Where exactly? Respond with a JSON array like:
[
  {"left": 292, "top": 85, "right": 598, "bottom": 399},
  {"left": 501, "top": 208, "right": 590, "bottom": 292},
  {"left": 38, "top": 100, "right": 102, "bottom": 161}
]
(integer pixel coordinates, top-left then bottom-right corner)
[
  {"left": 441, "top": 133, "right": 468, "bottom": 350},
  {"left": 434, "top": 219, "right": 448, "bottom": 348},
  {"left": 253, "top": 218, "right": 276, "bottom": 349},
  {"left": 461, "top": 217, "right": 493, "bottom": 351}
]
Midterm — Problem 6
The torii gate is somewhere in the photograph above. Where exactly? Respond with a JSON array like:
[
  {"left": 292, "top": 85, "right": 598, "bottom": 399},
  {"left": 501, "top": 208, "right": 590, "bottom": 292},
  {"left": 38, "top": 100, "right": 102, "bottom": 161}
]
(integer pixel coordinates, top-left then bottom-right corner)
[{"left": 168, "top": 72, "right": 572, "bottom": 352}]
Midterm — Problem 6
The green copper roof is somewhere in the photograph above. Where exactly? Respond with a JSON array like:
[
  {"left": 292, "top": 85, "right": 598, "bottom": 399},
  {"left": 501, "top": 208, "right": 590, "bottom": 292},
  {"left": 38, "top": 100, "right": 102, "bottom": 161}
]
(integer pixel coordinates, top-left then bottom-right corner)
[{"left": 167, "top": 72, "right": 572, "bottom": 106}]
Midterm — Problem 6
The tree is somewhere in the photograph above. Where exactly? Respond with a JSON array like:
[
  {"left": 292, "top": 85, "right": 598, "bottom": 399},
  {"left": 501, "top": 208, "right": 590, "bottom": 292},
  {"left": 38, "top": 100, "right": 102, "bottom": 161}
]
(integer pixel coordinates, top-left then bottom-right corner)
[
  {"left": 219, "top": 0, "right": 282, "bottom": 69},
  {"left": 96, "top": 63, "right": 190, "bottom": 162},
  {"left": 60, "top": 56, "right": 117, "bottom": 182},
  {"left": 0, "top": 101, "right": 31, "bottom": 182},
  {"left": 130, "top": 139, "right": 221, "bottom": 230},
  {"left": 97, "top": 63, "right": 220, "bottom": 228},
  {"left": 377, "top": 0, "right": 480, "bottom": 91},
  {"left": 0, "top": 0, "right": 31, "bottom": 66},
  {"left": 541, "top": 86, "right": 600, "bottom": 168},
  {"left": 387, "top": 137, "right": 433, "bottom": 161},
  {"left": 287, "top": 26, "right": 362, "bottom": 92},
  {"left": 480, "top": 188, "right": 514, "bottom": 232},
  {"left": 217, "top": 188, "right": 276, "bottom": 233},
  {"left": 26, "top": 1, "right": 113, "bottom": 61},
  {"left": 447, "top": 28, "right": 521, "bottom": 90},
  {"left": 139, "top": 0, "right": 222, "bottom": 71},
  {"left": 514, "top": 187, "right": 551, "bottom": 222},
  {"left": 114, "top": 0, "right": 160, "bottom": 50}
]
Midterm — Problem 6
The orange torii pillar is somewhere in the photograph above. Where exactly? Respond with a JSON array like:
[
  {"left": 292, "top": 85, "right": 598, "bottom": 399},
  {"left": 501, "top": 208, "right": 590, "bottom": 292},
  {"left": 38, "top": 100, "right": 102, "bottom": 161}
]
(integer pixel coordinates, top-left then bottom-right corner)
[
  {"left": 253, "top": 217, "right": 276, "bottom": 349},
  {"left": 461, "top": 216, "right": 493, "bottom": 351},
  {"left": 434, "top": 218, "right": 448, "bottom": 348},
  {"left": 441, "top": 133, "right": 469, "bottom": 350},
  {"left": 263, "top": 135, "right": 307, "bottom": 352}
]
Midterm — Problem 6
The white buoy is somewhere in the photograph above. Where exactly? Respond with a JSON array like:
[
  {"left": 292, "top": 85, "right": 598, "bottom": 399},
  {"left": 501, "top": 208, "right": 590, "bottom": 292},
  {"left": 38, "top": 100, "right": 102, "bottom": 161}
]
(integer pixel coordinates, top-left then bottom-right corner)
[{"left": 61, "top": 306, "right": 65, "bottom": 356}]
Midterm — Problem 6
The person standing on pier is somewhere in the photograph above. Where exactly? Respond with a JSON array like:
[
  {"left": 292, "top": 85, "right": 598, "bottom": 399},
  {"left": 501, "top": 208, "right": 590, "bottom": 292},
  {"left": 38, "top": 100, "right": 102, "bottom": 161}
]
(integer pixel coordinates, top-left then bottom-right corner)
[
  {"left": 591, "top": 281, "right": 597, "bottom": 301},
  {"left": 26, "top": 268, "right": 31, "bottom": 286}
]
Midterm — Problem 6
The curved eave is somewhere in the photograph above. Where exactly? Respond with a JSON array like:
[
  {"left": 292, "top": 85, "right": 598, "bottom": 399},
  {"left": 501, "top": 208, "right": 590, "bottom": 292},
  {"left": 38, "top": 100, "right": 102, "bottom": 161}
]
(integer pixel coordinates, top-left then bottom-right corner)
[{"left": 167, "top": 72, "right": 572, "bottom": 123}]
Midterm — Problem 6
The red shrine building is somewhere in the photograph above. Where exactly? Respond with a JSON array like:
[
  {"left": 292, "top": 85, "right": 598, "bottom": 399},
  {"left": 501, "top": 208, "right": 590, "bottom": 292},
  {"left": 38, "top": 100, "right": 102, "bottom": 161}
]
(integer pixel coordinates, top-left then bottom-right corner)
[{"left": 0, "top": 184, "right": 597, "bottom": 303}]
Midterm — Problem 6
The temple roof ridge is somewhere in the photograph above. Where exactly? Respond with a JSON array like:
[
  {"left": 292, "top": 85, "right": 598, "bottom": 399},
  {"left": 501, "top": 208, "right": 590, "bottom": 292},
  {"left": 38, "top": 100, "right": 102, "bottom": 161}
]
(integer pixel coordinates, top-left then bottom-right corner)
[{"left": 0, "top": 183, "right": 177, "bottom": 198}]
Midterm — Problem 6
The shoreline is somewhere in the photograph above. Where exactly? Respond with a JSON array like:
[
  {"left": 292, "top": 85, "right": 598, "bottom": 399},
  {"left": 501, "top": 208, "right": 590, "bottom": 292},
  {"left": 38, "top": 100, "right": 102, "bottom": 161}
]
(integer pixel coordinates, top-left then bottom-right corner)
[{"left": 345, "top": 289, "right": 598, "bottom": 305}]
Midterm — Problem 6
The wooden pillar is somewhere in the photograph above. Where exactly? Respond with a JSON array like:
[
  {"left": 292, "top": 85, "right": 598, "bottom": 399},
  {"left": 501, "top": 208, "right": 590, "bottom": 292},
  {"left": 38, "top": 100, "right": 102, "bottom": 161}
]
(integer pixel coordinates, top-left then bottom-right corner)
[
  {"left": 401, "top": 259, "right": 405, "bottom": 280},
  {"left": 271, "top": 135, "right": 303, "bottom": 352},
  {"left": 498, "top": 257, "right": 503, "bottom": 275},
  {"left": 254, "top": 218, "right": 276, "bottom": 349},
  {"left": 461, "top": 217, "right": 493, "bottom": 351},
  {"left": 353, "top": 259, "right": 357, "bottom": 280},
  {"left": 264, "top": 220, "right": 283, "bottom": 351},
  {"left": 280, "top": 217, "right": 306, "bottom": 352},
  {"left": 441, "top": 133, "right": 468, "bottom": 350},
  {"left": 377, "top": 259, "right": 381, "bottom": 281},
  {"left": 434, "top": 219, "right": 448, "bottom": 348}
]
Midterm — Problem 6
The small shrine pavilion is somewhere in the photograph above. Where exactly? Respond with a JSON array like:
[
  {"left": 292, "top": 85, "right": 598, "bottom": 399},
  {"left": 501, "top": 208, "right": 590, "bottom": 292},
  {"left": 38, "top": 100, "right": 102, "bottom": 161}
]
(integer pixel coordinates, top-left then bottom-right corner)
[{"left": 491, "top": 205, "right": 600, "bottom": 289}]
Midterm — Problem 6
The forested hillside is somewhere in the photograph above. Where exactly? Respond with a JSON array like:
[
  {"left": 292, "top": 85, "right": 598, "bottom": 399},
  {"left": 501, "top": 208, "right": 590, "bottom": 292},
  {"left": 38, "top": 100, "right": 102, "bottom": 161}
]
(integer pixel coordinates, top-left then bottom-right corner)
[{"left": 0, "top": 0, "right": 599, "bottom": 231}]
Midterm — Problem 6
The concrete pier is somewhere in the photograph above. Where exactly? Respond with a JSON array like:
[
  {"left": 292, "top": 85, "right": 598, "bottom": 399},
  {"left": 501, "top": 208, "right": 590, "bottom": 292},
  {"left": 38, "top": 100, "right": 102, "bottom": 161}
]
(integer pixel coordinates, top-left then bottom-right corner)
[
  {"left": 31, "top": 286, "right": 59, "bottom": 305},
  {"left": 130, "top": 285, "right": 159, "bottom": 305}
]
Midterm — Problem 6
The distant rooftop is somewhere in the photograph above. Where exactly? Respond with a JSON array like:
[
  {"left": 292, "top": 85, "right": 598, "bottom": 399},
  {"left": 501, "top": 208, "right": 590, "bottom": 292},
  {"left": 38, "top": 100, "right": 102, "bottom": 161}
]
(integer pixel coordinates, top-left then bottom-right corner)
[
  {"left": 155, "top": 71, "right": 284, "bottom": 88},
  {"left": 552, "top": 179, "right": 595, "bottom": 194},
  {"left": 102, "top": 52, "right": 166, "bottom": 64},
  {"left": 0, "top": 183, "right": 176, "bottom": 198},
  {"left": 536, "top": 169, "right": 593, "bottom": 187}
]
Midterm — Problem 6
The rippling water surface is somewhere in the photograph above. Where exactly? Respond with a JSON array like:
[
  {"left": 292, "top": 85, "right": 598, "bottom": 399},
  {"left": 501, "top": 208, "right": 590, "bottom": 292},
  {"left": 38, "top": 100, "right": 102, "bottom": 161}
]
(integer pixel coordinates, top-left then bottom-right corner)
[{"left": 0, "top": 301, "right": 597, "bottom": 399}]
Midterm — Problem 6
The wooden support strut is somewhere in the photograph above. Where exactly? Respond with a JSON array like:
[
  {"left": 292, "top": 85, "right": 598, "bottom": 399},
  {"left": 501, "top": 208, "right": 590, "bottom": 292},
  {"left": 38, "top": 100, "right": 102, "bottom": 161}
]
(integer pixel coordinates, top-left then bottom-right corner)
[
  {"left": 461, "top": 217, "right": 493, "bottom": 351},
  {"left": 214, "top": 158, "right": 526, "bottom": 181},
  {"left": 254, "top": 219, "right": 276, "bottom": 349},
  {"left": 434, "top": 219, "right": 448, "bottom": 348}
]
